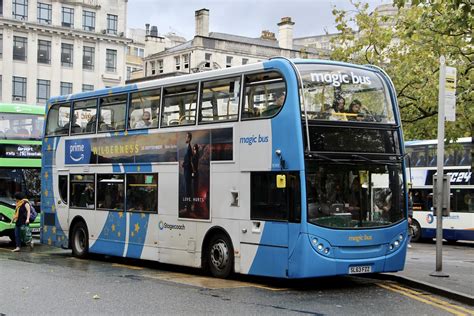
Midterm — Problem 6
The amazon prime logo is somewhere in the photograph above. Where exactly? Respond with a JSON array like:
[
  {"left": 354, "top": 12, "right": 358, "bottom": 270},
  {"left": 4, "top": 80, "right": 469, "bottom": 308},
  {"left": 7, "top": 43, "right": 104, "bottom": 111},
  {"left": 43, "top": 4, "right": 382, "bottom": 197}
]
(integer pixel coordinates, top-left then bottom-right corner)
[{"left": 65, "top": 139, "right": 91, "bottom": 164}]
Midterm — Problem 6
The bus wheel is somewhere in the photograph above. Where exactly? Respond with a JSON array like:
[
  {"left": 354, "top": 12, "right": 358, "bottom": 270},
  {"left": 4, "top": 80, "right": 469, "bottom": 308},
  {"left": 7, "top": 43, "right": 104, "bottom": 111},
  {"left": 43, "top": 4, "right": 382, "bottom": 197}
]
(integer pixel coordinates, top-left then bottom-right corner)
[
  {"left": 411, "top": 219, "right": 422, "bottom": 242},
  {"left": 207, "top": 233, "right": 234, "bottom": 278},
  {"left": 71, "top": 221, "right": 89, "bottom": 258}
]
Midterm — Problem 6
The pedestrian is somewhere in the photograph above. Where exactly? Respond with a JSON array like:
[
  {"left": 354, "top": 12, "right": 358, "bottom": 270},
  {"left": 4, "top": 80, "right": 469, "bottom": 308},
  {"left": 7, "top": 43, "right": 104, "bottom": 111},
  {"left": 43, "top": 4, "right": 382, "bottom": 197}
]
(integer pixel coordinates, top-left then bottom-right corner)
[{"left": 11, "top": 192, "right": 34, "bottom": 252}]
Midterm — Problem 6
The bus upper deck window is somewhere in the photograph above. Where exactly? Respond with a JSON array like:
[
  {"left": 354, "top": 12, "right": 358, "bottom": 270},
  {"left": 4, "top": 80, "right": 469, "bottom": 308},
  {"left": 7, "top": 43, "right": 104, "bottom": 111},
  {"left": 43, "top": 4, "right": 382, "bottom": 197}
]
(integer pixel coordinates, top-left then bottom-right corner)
[
  {"left": 129, "top": 88, "right": 161, "bottom": 129},
  {"left": 242, "top": 71, "right": 286, "bottom": 120},
  {"left": 161, "top": 83, "right": 198, "bottom": 127},
  {"left": 45, "top": 102, "right": 70, "bottom": 137},
  {"left": 99, "top": 94, "right": 127, "bottom": 132}
]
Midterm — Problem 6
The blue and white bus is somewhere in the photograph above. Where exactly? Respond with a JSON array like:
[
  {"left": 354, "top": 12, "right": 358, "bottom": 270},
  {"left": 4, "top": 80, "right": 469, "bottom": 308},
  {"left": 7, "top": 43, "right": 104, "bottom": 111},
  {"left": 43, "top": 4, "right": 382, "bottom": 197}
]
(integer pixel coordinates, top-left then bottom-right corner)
[
  {"left": 405, "top": 138, "right": 473, "bottom": 242},
  {"left": 41, "top": 58, "right": 408, "bottom": 278}
]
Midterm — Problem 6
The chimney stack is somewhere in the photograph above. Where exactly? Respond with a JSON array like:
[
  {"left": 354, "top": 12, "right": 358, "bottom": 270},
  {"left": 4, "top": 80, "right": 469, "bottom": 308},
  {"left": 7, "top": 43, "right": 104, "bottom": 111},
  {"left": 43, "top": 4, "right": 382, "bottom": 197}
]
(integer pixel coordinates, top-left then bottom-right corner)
[
  {"left": 150, "top": 26, "right": 158, "bottom": 37},
  {"left": 195, "top": 8, "right": 209, "bottom": 37},
  {"left": 260, "top": 30, "right": 276, "bottom": 41},
  {"left": 278, "top": 17, "right": 294, "bottom": 50},
  {"left": 145, "top": 23, "right": 150, "bottom": 36}
]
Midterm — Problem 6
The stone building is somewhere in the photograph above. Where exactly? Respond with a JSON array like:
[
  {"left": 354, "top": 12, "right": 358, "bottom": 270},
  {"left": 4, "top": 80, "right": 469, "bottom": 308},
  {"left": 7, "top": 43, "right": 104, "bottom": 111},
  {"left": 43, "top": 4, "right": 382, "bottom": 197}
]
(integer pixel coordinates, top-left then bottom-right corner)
[
  {"left": 129, "top": 9, "right": 326, "bottom": 83},
  {"left": 0, "top": 0, "right": 129, "bottom": 105}
]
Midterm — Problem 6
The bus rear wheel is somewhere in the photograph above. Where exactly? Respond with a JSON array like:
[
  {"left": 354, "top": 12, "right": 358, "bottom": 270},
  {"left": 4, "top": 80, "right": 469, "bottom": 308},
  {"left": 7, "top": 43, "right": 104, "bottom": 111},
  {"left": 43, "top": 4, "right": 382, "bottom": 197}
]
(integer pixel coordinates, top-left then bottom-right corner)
[
  {"left": 207, "top": 233, "right": 234, "bottom": 278},
  {"left": 71, "top": 221, "right": 89, "bottom": 258},
  {"left": 411, "top": 219, "right": 422, "bottom": 242}
]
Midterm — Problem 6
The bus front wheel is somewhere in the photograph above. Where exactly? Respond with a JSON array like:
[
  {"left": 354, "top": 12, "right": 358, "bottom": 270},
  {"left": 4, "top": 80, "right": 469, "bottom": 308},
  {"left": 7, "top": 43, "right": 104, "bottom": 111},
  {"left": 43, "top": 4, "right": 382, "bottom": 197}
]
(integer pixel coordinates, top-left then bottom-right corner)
[
  {"left": 71, "top": 221, "right": 89, "bottom": 258},
  {"left": 411, "top": 219, "right": 422, "bottom": 242},
  {"left": 207, "top": 233, "right": 234, "bottom": 278}
]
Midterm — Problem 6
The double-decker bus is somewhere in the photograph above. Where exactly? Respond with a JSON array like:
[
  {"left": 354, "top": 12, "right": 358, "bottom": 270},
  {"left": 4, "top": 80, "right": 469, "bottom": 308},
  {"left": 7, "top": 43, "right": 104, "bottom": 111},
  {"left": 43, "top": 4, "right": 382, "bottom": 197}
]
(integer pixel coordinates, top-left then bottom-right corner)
[
  {"left": 0, "top": 103, "right": 43, "bottom": 242},
  {"left": 41, "top": 58, "right": 408, "bottom": 278},
  {"left": 405, "top": 138, "right": 473, "bottom": 242}
]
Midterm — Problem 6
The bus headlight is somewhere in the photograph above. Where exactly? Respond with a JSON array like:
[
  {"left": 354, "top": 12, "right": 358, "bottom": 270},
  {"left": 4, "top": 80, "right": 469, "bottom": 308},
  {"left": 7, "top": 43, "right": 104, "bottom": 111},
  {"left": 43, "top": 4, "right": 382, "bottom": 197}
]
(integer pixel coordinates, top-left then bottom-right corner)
[
  {"left": 394, "top": 240, "right": 400, "bottom": 247},
  {"left": 308, "top": 234, "right": 332, "bottom": 258},
  {"left": 399, "top": 234, "right": 404, "bottom": 241}
]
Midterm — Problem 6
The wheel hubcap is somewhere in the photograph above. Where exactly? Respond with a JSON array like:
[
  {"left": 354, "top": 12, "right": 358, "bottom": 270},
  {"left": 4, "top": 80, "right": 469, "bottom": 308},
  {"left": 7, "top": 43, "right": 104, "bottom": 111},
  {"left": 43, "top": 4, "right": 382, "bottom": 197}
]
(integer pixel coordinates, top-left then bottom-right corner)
[
  {"left": 75, "top": 229, "right": 85, "bottom": 252},
  {"left": 210, "top": 240, "right": 229, "bottom": 270}
]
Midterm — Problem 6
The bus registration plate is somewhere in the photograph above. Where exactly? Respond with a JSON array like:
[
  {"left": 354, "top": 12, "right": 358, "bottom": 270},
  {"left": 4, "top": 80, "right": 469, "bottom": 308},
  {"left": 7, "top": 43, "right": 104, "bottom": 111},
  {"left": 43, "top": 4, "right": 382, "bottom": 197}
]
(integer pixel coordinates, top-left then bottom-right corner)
[{"left": 349, "top": 265, "right": 372, "bottom": 274}]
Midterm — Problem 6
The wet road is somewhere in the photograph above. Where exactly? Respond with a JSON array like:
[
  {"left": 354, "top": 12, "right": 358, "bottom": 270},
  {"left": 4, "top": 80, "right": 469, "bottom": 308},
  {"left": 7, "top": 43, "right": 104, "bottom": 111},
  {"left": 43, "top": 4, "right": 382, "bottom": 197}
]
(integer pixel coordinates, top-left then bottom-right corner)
[{"left": 0, "top": 237, "right": 472, "bottom": 315}]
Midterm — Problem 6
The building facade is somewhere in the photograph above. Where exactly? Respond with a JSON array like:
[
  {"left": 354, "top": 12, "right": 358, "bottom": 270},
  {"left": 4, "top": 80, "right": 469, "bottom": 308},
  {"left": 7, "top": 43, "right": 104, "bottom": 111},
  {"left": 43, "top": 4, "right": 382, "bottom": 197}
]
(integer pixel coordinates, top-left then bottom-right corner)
[
  {"left": 130, "top": 9, "right": 327, "bottom": 83},
  {"left": 0, "top": 0, "right": 129, "bottom": 106}
]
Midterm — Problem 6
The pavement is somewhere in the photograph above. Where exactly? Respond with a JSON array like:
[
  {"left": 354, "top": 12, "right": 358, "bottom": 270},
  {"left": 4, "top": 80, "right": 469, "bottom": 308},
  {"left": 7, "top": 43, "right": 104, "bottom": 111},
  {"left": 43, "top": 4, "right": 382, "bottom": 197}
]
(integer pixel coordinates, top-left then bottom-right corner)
[{"left": 379, "top": 241, "right": 474, "bottom": 306}]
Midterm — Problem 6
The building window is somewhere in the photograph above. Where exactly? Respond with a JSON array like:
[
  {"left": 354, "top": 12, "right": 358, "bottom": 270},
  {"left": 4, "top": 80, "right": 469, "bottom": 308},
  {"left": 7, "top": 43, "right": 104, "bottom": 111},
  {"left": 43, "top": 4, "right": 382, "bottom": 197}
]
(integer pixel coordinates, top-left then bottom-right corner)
[
  {"left": 82, "top": 84, "right": 94, "bottom": 92},
  {"left": 37, "top": 40, "right": 51, "bottom": 64},
  {"left": 150, "top": 61, "right": 156, "bottom": 75},
  {"left": 205, "top": 53, "right": 211, "bottom": 68},
  {"left": 37, "top": 79, "right": 50, "bottom": 104},
  {"left": 175, "top": 56, "right": 180, "bottom": 71},
  {"left": 82, "top": 46, "right": 94, "bottom": 70},
  {"left": 157, "top": 60, "right": 163, "bottom": 73},
  {"left": 61, "top": 43, "right": 73, "bottom": 67},
  {"left": 106, "top": 49, "right": 117, "bottom": 72},
  {"left": 242, "top": 58, "right": 249, "bottom": 65},
  {"left": 62, "top": 7, "right": 74, "bottom": 28},
  {"left": 82, "top": 10, "right": 95, "bottom": 31},
  {"left": 226, "top": 56, "right": 233, "bottom": 68},
  {"left": 12, "top": 76, "right": 27, "bottom": 102},
  {"left": 138, "top": 48, "right": 144, "bottom": 57},
  {"left": 13, "top": 0, "right": 27, "bottom": 20},
  {"left": 13, "top": 36, "right": 27, "bottom": 61},
  {"left": 0, "top": 0, "right": 3, "bottom": 16},
  {"left": 60, "top": 82, "right": 72, "bottom": 95},
  {"left": 0, "top": 34, "right": 3, "bottom": 58},
  {"left": 37, "top": 3, "right": 52, "bottom": 24},
  {"left": 183, "top": 54, "right": 189, "bottom": 69},
  {"left": 107, "top": 14, "right": 118, "bottom": 35}
]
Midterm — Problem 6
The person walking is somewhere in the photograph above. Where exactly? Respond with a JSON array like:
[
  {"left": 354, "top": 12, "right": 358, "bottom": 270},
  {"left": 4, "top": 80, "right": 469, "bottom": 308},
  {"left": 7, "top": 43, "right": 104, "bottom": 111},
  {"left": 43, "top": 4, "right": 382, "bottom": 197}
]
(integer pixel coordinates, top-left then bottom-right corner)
[{"left": 11, "top": 192, "right": 34, "bottom": 252}]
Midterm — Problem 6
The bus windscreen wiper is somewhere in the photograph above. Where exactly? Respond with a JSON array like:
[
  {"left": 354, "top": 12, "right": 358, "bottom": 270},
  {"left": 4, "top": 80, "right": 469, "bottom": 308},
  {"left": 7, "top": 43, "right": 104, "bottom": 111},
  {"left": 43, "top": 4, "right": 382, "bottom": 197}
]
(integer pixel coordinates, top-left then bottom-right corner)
[{"left": 351, "top": 154, "right": 398, "bottom": 165}]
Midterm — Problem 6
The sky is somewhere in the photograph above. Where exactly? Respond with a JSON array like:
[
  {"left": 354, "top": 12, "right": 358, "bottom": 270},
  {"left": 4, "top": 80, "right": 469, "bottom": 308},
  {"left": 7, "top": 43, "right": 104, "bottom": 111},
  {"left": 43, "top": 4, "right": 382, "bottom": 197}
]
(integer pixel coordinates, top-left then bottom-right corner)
[{"left": 127, "top": 0, "right": 392, "bottom": 40}]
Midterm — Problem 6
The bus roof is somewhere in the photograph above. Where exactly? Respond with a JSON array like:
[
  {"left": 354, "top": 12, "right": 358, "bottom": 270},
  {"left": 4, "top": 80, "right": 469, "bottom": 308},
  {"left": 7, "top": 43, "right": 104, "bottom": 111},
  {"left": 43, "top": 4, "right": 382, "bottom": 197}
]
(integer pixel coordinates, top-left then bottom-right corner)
[
  {"left": 405, "top": 137, "right": 472, "bottom": 146},
  {"left": 46, "top": 58, "right": 388, "bottom": 105},
  {"left": 0, "top": 103, "right": 45, "bottom": 115}
]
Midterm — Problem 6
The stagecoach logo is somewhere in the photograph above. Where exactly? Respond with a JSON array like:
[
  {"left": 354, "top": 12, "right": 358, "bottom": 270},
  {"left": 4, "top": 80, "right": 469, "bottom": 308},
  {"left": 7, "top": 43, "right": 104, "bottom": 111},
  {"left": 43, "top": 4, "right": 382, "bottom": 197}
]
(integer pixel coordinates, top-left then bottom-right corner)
[
  {"left": 65, "top": 139, "right": 91, "bottom": 165},
  {"left": 426, "top": 214, "right": 434, "bottom": 224},
  {"left": 310, "top": 72, "right": 372, "bottom": 87},
  {"left": 158, "top": 221, "right": 185, "bottom": 231}
]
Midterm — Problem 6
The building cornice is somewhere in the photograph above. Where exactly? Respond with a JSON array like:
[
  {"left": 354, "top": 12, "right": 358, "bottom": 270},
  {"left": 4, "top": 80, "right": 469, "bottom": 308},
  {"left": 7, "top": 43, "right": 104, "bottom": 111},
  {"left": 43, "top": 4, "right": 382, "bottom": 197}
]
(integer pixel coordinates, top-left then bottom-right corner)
[{"left": 0, "top": 17, "right": 132, "bottom": 44}]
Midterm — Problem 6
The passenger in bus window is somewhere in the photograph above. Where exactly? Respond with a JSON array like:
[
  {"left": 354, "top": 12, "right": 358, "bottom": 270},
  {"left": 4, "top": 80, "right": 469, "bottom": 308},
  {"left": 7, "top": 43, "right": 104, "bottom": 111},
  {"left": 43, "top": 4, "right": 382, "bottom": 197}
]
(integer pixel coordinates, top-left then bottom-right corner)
[
  {"left": 79, "top": 183, "right": 94, "bottom": 208},
  {"left": 85, "top": 115, "right": 97, "bottom": 133},
  {"left": 329, "top": 96, "right": 347, "bottom": 121},
  {"left": 262, "top": 90, "right": 285, "bottom": 116},
  {"left": 135, "top": 111, "right": 152, "bottom": 128},
  {"left": 347, "top": 99, "right": 364, "bottom": 121}
]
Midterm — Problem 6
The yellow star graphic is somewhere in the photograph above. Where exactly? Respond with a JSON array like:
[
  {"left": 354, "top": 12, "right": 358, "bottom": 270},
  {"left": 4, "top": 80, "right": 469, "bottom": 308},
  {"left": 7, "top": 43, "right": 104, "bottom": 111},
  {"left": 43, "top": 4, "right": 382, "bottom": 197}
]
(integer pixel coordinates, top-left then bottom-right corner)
[
  {"left": 43, "top": 226, "right": 48, "bottom": 233},
  {"left": 52, "top": 226, "right": 57, "bottom": 234},
  {"left": 48, "top": 237, "right": 52, "bottom": 245},
  {"left": 141, "top": 213, "right": 145, "bottom": 219},
  {"left": 51, "top": 205, "right": 56, "bottom": 213},
  {"left": 134, "top": 223, "right": 140, "bottom": 232},
  {"left": 44, "top": 172, "right": 49, "bottom": 179},
  {"left": 117, "top": 231, "right": 121, "bottom": 237},
  {"left": 118, "top": 212, "right": 124, "bottom": 218},
  {"left": 44, "top": 189, "right": 48, "bottom": 197},
  {"left": 47, "top": 144, "right": 51, "bottom": 151},
  {"left": 111, "top": 224, "right": 116, "bottom": 232},
  {"left": 131, "top": 232, "right": 135, "bottom": 237},
  {"left": 137, "top": 166, "right": 141, "bottom": 172}
]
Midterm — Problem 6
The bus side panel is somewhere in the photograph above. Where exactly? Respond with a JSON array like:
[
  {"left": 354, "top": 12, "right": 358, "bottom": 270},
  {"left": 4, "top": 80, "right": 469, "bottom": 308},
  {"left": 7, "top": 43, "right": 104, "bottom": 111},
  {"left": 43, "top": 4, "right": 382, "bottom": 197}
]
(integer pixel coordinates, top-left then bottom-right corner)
[{"left": 415, "top": 211, "right": 474, "bottom": 241}]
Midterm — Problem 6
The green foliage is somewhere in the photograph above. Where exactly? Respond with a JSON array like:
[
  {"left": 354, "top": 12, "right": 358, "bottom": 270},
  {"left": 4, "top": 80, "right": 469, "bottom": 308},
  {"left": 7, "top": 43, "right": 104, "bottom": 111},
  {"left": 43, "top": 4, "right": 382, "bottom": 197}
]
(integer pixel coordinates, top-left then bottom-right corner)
[{"left": 331, "top": 0, "right": 473, "bottom": 141}]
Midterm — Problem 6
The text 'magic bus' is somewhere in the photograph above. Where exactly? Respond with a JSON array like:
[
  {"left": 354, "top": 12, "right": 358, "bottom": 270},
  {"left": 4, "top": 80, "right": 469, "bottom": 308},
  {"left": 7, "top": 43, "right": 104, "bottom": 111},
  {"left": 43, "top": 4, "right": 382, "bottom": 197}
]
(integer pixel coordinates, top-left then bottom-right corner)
[{"left": 41, "top": 58, "right": 408, "bottom": 278}]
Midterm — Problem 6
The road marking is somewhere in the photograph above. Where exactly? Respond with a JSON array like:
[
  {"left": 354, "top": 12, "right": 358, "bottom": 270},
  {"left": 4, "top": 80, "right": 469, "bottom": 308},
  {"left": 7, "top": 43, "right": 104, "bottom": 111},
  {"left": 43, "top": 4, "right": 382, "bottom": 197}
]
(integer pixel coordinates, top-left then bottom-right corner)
[
  {"left": 386, "top": 283, "right": 474, "bottom": 315},
  {"left": 377, "top": 283, "right": 473, "bottom": 316},
  {"left": 141, "top": 272, "right": 288, "bottom": 291},
  {"left": 111, "top": 263, "right": 144, "bottom": 270}
]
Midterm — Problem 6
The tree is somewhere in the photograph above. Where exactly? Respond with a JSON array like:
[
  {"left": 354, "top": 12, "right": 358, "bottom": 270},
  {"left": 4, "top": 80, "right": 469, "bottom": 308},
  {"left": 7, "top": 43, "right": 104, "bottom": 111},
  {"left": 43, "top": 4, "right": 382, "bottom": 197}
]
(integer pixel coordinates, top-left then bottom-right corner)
[{"left": 331, "top": 0, "right": 473, "bottom": 140}]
